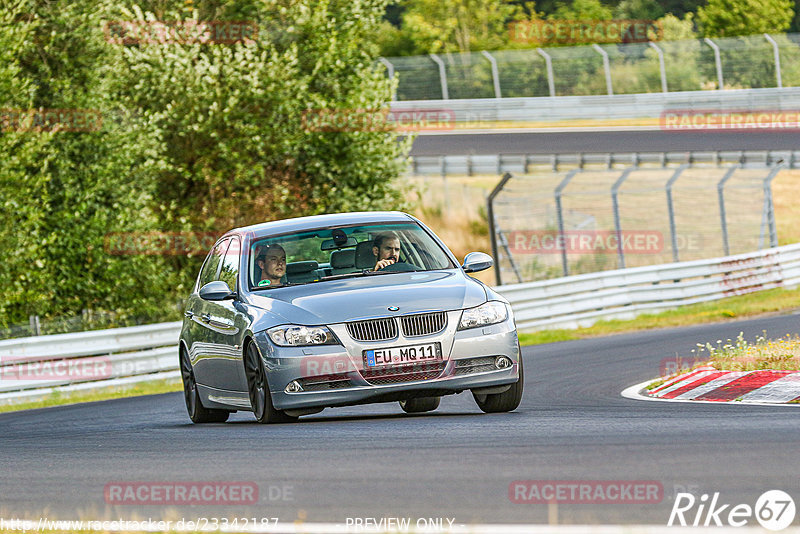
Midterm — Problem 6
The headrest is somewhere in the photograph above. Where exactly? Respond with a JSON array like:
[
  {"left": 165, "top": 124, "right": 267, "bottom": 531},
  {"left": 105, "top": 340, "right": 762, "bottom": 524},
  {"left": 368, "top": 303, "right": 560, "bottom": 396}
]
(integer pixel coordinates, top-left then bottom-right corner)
[
  {"left": 286, "top": 260, "right": 319, "bottom": 274},
  {"left": 354, "top": 241, "right": 375, "bottom": 269},
  {"left": 330, "top": 249, "right": 356, "bottom": 269}
]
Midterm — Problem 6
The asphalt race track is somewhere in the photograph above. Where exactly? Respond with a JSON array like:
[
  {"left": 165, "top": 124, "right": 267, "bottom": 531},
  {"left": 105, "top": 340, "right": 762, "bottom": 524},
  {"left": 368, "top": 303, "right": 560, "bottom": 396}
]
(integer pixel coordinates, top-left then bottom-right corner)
[
  {"left": 1, "top": 313, "right": 799, "bottom": 527},
  {"left": 410, "top": 130, "right": 800, "bottom": 156}
]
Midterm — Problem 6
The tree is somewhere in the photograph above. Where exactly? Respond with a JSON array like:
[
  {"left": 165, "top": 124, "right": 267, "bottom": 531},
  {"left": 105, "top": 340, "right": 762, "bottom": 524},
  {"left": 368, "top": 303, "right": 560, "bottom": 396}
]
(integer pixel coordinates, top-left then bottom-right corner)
[
  {"left": 1, "top": 0, "right": 410, "bottom": 326},
  {"left": 112, "top": 0, "right": 410, "bottom": 235},
  {"left": 613, "top": 0, "right": 665, "bottom": 20},
  {"left": 0, "top": 0, "right": 174, "bottom": 327},
  {"left": 396, "top": 0, "right": 521, "bottom": 54},
  {"left": 697, "top": 0, "right": 794, "bottom": 37},
  {"left": 550, "top": 0, "right": 612, "bottom": 19}
]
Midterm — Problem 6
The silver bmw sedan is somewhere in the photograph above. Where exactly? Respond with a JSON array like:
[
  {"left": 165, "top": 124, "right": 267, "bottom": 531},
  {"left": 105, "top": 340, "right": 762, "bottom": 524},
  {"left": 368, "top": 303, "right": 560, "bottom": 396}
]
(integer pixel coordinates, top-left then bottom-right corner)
[{"left": 178, "top": 211, "right": 523, "bottom": 423}]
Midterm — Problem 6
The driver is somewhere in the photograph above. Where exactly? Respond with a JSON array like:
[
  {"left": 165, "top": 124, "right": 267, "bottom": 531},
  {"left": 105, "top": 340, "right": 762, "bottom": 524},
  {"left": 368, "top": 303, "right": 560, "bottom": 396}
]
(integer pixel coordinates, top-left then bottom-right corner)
[
  {"left": 372, "top": 232, "right": 401, "bottom": 271},
  {"left": 256, "top": 244, "right": 286, "bottom": 287}
]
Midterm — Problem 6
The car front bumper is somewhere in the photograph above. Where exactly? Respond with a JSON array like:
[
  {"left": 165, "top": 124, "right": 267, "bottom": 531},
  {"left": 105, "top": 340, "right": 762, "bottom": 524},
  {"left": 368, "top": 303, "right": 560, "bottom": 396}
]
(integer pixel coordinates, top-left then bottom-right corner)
[{"left": 255, "top": 311, "right": 521, "bottom": 411}]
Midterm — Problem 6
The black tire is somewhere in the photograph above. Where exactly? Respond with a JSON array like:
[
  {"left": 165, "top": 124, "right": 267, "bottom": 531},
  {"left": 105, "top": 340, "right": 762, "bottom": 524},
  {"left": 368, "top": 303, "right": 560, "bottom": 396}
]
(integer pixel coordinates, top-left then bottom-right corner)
[
  {"left": 244, "top": 342, "right": 298, "bottom": 424},
  {"left": 473, "top": 356, "right": 524, "bottom": 413},
  {"left": 179, "top": 345, "right": 230, "bottom": 423},
  {"left": 399, "top": 396, "right": 441, "bottom": 413}
]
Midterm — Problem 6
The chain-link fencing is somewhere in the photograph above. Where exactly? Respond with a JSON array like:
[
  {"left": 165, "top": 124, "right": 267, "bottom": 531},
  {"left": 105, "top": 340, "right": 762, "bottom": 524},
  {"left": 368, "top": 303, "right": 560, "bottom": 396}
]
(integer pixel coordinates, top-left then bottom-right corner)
[
  {"left": 385, "top": 33, "right": 800, "bottom": 100},
  {"left": 488, "top": 163, "right": 780, "bottom": 285}
]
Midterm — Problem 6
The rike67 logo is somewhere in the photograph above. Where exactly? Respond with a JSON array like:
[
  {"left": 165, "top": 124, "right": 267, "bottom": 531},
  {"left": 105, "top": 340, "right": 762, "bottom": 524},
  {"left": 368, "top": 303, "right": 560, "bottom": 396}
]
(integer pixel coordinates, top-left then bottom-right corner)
[{"left": 669, "top": 490, "right": 796, "bottom": 530}]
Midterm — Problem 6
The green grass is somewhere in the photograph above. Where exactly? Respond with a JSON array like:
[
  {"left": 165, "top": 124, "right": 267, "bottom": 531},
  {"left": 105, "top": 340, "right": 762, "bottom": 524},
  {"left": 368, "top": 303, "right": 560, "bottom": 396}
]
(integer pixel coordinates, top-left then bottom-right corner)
[
  {"left": 518, "top": 286, "right": 800, "bottom": 346},
  {"left": 641, "top": 332, "right": 800, "bottom": 393},
  {"left": 701, "top": 332, "right": 800, "bottom": 371},
  {"left": 0, "top": 377, "right": 182, "bottom": 414}
]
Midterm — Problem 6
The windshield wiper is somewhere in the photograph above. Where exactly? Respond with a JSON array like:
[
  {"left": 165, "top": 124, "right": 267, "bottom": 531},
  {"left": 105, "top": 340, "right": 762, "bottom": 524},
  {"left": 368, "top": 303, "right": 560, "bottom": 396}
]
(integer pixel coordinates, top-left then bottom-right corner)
[
  {"left": 363, "top": 269, "right": 416, "bottom": 275},
  {"left": 249, "top": 282, "right": 295, "bottom": 291},
  {"left": 317, "top": 271, "right": 374, "bottom": 281}
]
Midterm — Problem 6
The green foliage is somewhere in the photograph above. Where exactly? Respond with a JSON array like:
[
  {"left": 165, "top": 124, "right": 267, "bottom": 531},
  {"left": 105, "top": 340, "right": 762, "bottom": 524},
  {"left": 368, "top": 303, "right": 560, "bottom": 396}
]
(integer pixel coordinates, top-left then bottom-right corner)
[
  {"left": 390, "top": 0, "right": 523, "bottom": 54},
  {"left": 613, "top": 0, "right": 665, "bottom": 20},
  {"left": 0, "top": 0, "right": 409, "bottom": 327},
  {"left": 659, "top": 12, "right": 697, "bottom": 40},
  {"left": 112, "top": 1, "right": 409, "bottom": 231},
  {"left": 0, "top": 0, "right": 174, "bottom": 326},
  {"left": 550, "top": 0, "right": 612, "bottom": 20},
  {"left": 697, "top": 0, "right": 794, "bottom": 37}
]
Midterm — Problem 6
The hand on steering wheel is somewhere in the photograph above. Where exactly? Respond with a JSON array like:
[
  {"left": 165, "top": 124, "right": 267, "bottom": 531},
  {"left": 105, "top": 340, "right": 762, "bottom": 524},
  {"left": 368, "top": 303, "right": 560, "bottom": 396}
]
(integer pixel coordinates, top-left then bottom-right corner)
[
  {"left": 376, "top": 260, "right": 418, "bottom": 272},
  {"left": 374, "top": 258, "right": 396, "bottom": 271}
]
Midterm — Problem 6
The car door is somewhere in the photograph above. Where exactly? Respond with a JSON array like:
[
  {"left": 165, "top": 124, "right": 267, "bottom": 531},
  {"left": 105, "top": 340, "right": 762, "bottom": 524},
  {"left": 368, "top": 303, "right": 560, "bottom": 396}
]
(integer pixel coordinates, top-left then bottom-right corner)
[
  {"left": 187, "top": 237, "right": 229, "bottom": 390},
  {"left": 198, "top": 236, "right": 249, "bottom": 392}
]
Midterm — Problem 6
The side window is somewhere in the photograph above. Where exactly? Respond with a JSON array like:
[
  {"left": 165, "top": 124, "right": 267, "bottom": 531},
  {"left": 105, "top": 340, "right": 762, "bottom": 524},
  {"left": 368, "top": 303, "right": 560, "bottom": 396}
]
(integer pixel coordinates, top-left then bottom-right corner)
[
  {"left": 217, "top": 237, "right": 240, "bottom": 291},
  {"left": 197, "top": 238, "right": 229, "bottom": 289}
]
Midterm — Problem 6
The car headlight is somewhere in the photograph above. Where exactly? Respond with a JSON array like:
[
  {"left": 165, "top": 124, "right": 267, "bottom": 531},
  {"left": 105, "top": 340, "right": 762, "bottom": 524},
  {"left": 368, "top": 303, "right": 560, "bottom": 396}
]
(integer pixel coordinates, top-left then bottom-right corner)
[
  {"left": 458, "top": 301, "right": 508, "bottom": 330},
  {"left": 267, "top": 325, "right": 339, "bottom": 346}
]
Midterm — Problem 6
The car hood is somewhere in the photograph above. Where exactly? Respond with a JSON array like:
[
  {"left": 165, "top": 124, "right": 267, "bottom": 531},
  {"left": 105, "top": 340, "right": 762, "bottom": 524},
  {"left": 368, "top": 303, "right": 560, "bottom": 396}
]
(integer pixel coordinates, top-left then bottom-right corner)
[{"left": 247, "top": 271, "right": 487, "bottom": 327}]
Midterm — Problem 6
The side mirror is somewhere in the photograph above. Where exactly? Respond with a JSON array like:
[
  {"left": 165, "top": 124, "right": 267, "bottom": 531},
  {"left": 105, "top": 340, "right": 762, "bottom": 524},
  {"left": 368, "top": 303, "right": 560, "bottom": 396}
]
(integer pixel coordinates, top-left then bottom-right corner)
[
  {"left": 199, "top": 281, "right": 235, "bottom": 301},
  {"left": 462, "top": 252, "right": 493, "bottom": 273}
]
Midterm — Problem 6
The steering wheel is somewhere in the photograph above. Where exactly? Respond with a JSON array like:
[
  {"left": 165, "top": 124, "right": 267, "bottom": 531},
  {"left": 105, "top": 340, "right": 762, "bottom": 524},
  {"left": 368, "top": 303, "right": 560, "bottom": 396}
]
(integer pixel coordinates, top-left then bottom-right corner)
[{"left": 377, "top": 261, "right": 418, "bottom": 273}]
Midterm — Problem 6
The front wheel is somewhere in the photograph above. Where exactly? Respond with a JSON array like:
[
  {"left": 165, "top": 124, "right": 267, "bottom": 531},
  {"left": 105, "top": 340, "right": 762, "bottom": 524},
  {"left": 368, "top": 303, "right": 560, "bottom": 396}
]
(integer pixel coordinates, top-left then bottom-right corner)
[
  {"left": 244, "top": 342, "right": 297, "bottom": 424},
  {"left": 473, "top": 356, "right": 524, "bottom": 413},
  {"left": 180, "top": 346, "right": 230, "bottom": 423},
  {"left": 399, "top": 396, "right": 441, "bottom": 413}
]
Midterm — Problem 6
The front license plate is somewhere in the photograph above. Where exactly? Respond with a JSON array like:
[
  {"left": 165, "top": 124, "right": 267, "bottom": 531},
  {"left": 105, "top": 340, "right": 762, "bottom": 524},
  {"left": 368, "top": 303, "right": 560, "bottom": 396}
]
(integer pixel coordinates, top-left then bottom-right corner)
[{"left": 364, "top": 342, "right": 442, "bottom": 368}]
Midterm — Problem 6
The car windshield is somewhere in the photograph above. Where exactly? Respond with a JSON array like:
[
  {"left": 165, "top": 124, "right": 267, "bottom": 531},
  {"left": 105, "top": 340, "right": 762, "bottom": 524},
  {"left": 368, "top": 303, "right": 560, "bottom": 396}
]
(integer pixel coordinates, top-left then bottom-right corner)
[{"left": 248, "top": 222, "right": 454, "bottom": 290}]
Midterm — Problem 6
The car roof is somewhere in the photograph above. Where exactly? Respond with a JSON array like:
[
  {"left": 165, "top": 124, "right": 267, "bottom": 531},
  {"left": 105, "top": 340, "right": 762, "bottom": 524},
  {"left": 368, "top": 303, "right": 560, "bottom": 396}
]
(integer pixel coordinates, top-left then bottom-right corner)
[{"left": 224, "top": 211, "right": 416, "bottom": 240}]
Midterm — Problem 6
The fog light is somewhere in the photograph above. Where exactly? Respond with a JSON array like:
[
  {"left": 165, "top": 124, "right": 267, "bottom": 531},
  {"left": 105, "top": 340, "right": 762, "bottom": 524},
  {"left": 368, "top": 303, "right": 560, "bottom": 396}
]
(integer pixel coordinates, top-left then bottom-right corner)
[
  {"left": 495, "top": 356, "right": 513, "bottom": 369},
  {"left": 285, "top": 380, "right": 304, "bottom": 393}
]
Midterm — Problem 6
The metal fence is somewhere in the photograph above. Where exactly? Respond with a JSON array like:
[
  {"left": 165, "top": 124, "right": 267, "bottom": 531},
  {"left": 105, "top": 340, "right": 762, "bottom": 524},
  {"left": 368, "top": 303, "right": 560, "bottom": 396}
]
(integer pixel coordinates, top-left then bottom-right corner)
[
  {"left": 410, "top": 151, "right": 800, "bottom": 176},
  {"left": 0, "top": 303, "right": 186, "bottom": 340},
  {"left": 486, "top": 157, "right": 781, "bottom": 285},
  {"left": 384, "top": 33, "right": 800, "bottom": 100},
  {"left": 0, "top": 322, "right": 181, "bottom": 404},
  {"left": 498, "top": 243, "right": 800, "bottom": 331}
]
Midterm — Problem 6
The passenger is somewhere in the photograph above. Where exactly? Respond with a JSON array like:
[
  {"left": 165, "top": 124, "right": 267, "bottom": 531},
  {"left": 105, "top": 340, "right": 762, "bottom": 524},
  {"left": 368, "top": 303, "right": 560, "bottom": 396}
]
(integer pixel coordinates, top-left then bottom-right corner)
[
  {"left": 256, "top": 244, "right": 286, "bottom": 287},
  {"left": 372, "top": 232, "right": 401, "bottom": 271}
]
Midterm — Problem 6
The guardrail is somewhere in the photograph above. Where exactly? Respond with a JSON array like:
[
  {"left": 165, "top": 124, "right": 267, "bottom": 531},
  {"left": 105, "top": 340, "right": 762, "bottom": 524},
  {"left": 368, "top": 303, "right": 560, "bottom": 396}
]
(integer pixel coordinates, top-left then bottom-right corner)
[
  {"left": 496, "top": 243, "right": 800, "bottom": 331},
  {"left": 391, "top": 87, "right": 800, "bottom": 123},
  {"left": 409, "top": 150, "right": 800, "bottom": 176},
  {"left": 2, "top": 244, "right": 799, "bottom": 401},
  {"left": 0, "top": 322, "right": 181, "bottom": 398}
]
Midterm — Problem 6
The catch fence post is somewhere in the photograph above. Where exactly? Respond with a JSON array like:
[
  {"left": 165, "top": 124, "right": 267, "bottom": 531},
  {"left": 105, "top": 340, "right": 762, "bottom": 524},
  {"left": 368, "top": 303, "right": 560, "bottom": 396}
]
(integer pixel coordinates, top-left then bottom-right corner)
[
  {"left": 481, "top": 51, "right": 502, "bottom": 98},
  {"left": 487, "top": 172, "right": 514, "bottom": 285},
  {"left": 704, "top": 38, "right": 724, "bottom": 90},
  {"left": 717, "top": 166, "right": 739, "bottom": 256}
]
